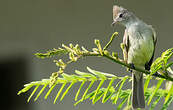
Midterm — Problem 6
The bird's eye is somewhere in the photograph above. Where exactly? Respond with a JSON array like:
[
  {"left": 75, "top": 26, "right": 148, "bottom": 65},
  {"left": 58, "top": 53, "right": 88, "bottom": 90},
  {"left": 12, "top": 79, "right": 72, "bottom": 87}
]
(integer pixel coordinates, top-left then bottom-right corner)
[{"left": 119, "top": 13, "right": 123, "bottom": 18}]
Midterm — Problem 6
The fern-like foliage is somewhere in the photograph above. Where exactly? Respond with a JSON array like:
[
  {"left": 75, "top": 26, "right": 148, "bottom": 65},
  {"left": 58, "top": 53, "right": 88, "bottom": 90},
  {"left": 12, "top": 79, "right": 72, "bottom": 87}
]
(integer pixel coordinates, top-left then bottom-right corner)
[
  {"left": 18, "top": 67, "right": 173, "bottom": 110},
  {"left": 17, "top": 32, "right": 173, "bottom": 109}
]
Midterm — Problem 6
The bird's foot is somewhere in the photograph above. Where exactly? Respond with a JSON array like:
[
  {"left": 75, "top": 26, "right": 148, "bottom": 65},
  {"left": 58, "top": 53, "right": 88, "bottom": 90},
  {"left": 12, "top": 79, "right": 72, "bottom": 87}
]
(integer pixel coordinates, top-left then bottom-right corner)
[{"left": 129, "top": 63, "right": 135, "bottom": 72}]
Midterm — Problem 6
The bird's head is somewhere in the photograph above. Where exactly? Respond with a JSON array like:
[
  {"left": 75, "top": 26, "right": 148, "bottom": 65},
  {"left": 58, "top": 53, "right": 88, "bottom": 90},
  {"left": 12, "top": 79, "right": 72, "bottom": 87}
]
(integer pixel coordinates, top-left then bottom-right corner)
[{"left": 112, "top": 5, "right": 136, "bottom": 27}]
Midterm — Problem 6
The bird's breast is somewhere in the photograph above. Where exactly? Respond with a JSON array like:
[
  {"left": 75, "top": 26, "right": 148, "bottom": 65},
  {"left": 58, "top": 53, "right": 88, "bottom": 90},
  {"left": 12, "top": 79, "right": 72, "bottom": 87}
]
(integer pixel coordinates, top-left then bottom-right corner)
[{"left": 127, "top": 29, "right": 154, "bottom": 67}]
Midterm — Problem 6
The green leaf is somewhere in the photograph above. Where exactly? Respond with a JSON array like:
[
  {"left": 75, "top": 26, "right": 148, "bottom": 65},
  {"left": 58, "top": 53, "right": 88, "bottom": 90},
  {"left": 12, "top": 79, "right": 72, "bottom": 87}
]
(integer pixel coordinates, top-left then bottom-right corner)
[
  {"left": 117, "top": 97, "right": 128, "bottom": 110},
  {"left": 145, "top": 95, "right": 151, "bottom": 103},
  {"left": 164, "top": 84, "right": 173, "bottom": 104},
  {"left": 75, "top": 70, "right": 96, "bottom": 78},
  {"left": 161, "top": 48, "right": 173, "bottom": 63},
  {"left": 81, "top": 80, "right": 95, "bottom": 101},
  {"left": 87, "top": 67, "right": 106, "bottom": 79},
  {"left": 126, "top": 91, "right": 132, "bottom": 107},
  {"left": 61, "top": 73, "right": 73, "bottom": 81},
  {"left": 102, "top": 77, "right": 115, "bottom": 103},
  {"left": 92, "top": 79, "right": 105, "bottom": 103},
  {"left": 34, "top": 84, "right": 48, "bottom": 101},
  {"left": 144, "top": 75, "right": 152, "bottom": 93},
  {"left": 44, "top": 84, "right": 56, "bottom": 99},
  {"left": 74, "top": 89, "right": 96, "bottom": 106},
  {"left": 92, "top": 89, "right": 105, "bottom": 103},
  {"left": 75, "top": 81, "right": 85, "bottom": 101},
  {"left": 54, "top": 82, "right": 67, "bottom": 103},
  {"left": 150, "top": 57, "right": 163, "bottom": 74},
  {"left": 148, "top": 79, "right": 164, "bottom": 105},
  {"left": 166, "top": 62, "right": 173, "bottom": 69},
  {"left": 99, "top": 72, "right": 116, "bottom": 77},
  {"left": 27, "top": 85, "right": 40, "bottom": 102},
  {"left": 103, "top": 90, "right": 114, "bottom": 103},
  {"left": 161, "top": 96, "right": 173, "bottom": 110},
  {"left": 150, "top": 96, "right": 162, "bottom": 110},
  {"left": 17, "top": 84, "right": 33, "bottom": 95},
  {"left": 60, "top": 81, "right": 75, "bottom": 101},
  {"left": 114, "top": 76, "right": 128, "bottom": 104}
]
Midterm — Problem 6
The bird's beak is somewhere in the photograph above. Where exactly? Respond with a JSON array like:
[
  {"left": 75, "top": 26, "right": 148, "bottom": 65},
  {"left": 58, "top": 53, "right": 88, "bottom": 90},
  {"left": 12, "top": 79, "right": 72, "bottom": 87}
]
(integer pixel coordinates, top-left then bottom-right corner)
[{"left": 111, "top": 20, "right": 117, "bottom": 27}]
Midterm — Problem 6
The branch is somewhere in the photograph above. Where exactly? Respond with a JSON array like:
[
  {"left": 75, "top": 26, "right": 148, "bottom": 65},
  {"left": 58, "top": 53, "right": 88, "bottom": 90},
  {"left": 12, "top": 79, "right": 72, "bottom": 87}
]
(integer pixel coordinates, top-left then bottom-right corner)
[
  {"left": 82, "top": 51, "right": 173, "bottom": 81},
  {"left": 35, "top": 32, "right": 173, "bottom": 83}
]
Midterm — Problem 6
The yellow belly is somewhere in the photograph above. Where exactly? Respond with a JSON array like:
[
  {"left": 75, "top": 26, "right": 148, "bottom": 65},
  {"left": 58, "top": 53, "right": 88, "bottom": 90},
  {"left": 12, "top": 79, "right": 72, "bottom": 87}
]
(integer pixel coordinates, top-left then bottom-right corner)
[{"left": 127, "top": 37, "right": 154, "bottom": 66}]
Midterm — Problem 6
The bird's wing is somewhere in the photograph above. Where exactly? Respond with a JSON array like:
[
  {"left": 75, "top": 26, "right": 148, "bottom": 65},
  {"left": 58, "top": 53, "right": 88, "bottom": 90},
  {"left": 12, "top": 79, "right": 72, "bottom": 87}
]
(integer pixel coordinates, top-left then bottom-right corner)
[
  {"left": 150, "top": 25, "right": 157, "bottom": 45},
  {"left": 122, "top": 29, "right": 129, "bottom": 63},
  {"left": 145, "top": 27, "right": 157, "bottom": 70}
]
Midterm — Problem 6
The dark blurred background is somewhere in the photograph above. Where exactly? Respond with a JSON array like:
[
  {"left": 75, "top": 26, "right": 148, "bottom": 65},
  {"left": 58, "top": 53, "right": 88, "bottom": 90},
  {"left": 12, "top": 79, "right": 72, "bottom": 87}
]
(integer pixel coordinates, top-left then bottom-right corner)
[{"left": 0, "top": 0, "right": 173, "bottom": 110}]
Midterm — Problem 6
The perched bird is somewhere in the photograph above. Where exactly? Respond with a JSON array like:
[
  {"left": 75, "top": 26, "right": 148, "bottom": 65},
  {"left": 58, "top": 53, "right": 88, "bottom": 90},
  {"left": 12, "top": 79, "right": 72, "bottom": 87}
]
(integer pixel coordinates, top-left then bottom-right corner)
[{"left": 112, "top": 5, "right": 157, "bottom": 109}]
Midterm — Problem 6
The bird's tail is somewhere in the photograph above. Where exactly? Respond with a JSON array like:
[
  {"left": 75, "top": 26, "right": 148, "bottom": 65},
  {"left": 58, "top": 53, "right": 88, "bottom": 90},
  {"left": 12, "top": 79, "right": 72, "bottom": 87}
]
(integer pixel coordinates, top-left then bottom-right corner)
[{"left": 132, "top": 70, "right": 145, "bottom": 109}]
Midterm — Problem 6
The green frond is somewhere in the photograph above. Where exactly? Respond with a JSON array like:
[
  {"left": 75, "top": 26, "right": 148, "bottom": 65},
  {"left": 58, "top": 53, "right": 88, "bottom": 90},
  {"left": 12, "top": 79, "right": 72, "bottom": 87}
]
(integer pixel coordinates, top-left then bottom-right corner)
[
  {"left": 103, "top": 87, "right": 116, "bottom": 104},
  {"left": 17, "top": 84, "right": 33, "bottom": 95},
  {"left": 161, "top": 48, "right": 173, "bottom": 63},
  {"left": 75, "top": 81, "right": 85, "bottom": 101},
  {"left": 147, "top": 78, "right": 164, "bottom": 105},
  {"left": 45, "top": 83, "right": 56, "bottom": 99},
  {"left": 151, "top": 48, "right": 173, "bottom": 76},
  {"left": 92, "top": 88, "right": 105, "bottom": 103},
  {"left": 126, "top": 90, "right": 132, "bottom": 108},
  {"left": 75, "top": 70, "right": 96, "bottom": 79},
  {"left": 75, "top": 86, "right": 173, "bottom": 109},
  {"left": 102, "top": 77, "right": 115, "bottom": 103},
  {"left": 166, "top": 62, "right": 173, "bottom": 69},
  {"left": 113, "top": 76, "right": 129, "bottom": 104},
  {"left": 150, "top": 96, "right": 162, "bottom": 110},
  {"left": 17, "top": 79, "right": 50, "bottom": 95},
  {"left": 54, "top": 82, "right": 66, "bottom": 103},
  {"left": 144, "top": 75, "right": 152, "bottom": 93},
  {"left": 162, "top": 96, "right": 173, "bottom": 110},
  {"left": 117, "top": 97, "right": 128, "bottom": 110},
  {"left": 27, "top": 85, "right": 40, "bottom": 102},
  {"left": 81, "top": 80, "right": 95, "bottom": 101},
  {"left": 92, "top": 79, "right": 105, "bottom": 103},
  {"left": 18, "top": 67, "right": 173, "bottom": 109},
  {"left": 87, "top": 67, "right": 107, "bottom": 79},
  {"left": 34, "top": 84, "right": 48, "bottom": 101},
  {"left": 18, "top": 68, "right": 124, "bottom": 104},
  {"left": 60, "top": 81, "right": 75, "bottom": 101},
  {"left": 164, "top": 84, "right": 173, "bottom": 104}
]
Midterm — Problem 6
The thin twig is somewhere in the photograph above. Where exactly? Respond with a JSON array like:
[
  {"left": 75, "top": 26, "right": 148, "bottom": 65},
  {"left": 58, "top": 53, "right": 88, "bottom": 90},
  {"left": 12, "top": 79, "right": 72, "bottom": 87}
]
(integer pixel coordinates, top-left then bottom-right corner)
[{"left": 82, "top": 52, "right": 173, "bottom": 81}]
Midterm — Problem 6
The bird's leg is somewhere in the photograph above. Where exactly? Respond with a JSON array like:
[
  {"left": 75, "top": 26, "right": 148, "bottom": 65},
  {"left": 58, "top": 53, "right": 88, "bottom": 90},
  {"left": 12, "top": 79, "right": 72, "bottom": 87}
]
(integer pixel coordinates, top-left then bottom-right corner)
[{"left": 129, "top": 63, "right": 135, "bottom": 72}]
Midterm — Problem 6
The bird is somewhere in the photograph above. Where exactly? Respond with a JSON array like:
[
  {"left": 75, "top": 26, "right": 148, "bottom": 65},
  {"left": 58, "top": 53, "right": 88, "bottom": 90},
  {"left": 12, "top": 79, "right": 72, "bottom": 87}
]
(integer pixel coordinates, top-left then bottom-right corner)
[{"left": 112, "top": 5, "right": 157, "bottom": 109}]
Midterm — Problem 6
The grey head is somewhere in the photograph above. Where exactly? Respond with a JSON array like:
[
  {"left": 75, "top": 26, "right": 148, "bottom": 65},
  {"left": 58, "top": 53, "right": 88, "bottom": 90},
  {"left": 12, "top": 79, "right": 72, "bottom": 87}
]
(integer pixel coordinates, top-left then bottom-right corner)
[{"left": 112, "top": 5, "right": 139, "bottom": 27}]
